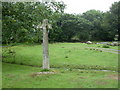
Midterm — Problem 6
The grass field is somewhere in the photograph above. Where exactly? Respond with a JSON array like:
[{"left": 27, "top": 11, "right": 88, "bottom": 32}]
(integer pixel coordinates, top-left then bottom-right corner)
[
  {"left": 2, "top": 43, "right": 118, "bottom": 70},
  {"left": 2, "top": 43, "right": 119, "bottom": 88},
  {"left": 2, "top": 63, "right": 118, "bottom": 88}
]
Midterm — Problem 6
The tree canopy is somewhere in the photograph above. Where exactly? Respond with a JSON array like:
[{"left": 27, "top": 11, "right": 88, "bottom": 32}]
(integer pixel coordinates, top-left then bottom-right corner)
[{"left": 2, "top": 1, "right": 119, "bottom": 44}]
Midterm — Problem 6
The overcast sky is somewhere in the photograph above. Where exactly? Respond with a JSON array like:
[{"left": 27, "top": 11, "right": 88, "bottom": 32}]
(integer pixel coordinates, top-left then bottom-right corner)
[{"left": 59, "top": 0, "right": 119, "bottom": 14}]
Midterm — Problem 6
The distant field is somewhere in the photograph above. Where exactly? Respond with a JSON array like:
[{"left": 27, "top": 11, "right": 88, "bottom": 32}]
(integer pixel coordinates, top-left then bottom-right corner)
[
  {"left": 2, "top": 63, "right": 118, "bottom": 88},
  {"left": 2, "top": 43, "right": 118, "bottom": 71}
]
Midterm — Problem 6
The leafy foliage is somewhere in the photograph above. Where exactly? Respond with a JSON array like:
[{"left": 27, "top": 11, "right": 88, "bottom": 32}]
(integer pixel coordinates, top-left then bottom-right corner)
[
  {"left": 2, "top": 1, "right": 119, "bottom": 43},
  {"left": 2, "top": 2, "right": 66, "bottom": 44}
]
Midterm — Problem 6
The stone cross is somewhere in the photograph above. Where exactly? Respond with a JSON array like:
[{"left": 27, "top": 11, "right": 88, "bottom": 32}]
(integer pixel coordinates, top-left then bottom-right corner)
[{"left": 38, "top": 19, "right": 52, "bottom": 69}]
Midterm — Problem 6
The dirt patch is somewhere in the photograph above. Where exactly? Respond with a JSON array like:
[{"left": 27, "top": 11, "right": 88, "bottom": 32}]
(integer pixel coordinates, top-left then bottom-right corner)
[
  {"left": 30, "top": 73, "right": 38, "bottom": 78},
  {"left": 107, "top": 74, "right": 118, "bottom": 80},
  {"left": 36, "top": 72, "right": 56, "bottom": 74},
  {"left": 79, "top": 77, "right": 86, "bottom": 79},
  {"left": 6, "top": 74, "right": 15, "bottom": 78},
  {"left": 30, "top": 72, "right": 56, "bottom": 78},
  {"left": 96, "top": 81, "right": 108, "bottom": 85}
]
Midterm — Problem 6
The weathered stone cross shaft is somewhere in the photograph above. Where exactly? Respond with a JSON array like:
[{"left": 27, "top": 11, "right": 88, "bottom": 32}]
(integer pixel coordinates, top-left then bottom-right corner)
[{"left": 38, "top": 19, "right": 52, "bottom": 69}]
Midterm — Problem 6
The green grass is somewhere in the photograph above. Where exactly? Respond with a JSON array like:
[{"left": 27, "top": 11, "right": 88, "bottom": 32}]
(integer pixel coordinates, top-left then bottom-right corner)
[
  {"left": 2, "top": 43, "right": 118, "bottom": 71},
  {"left": 2, "top": 43, "right": 119, "bottom": 88},
  {"left": 2, "top": 63, "right": 118, "bottom": 88}
]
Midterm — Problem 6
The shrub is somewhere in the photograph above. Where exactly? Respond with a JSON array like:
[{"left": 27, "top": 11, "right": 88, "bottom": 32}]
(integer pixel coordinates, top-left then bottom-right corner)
[
  {"left": 102, "top": 45, "right": 110, "bottom": 48},
  {"left": 41, "top": 69, "right": 50, "bottom": 72}
]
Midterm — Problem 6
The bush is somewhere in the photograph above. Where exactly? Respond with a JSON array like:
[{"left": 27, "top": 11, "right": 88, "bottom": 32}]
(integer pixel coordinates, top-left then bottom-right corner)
[
  {"left": 41, "top": 69, "right": 50, "bottom": 72},
  {"left": 102, "top": 45, "right": 110, "bottom": 48}
]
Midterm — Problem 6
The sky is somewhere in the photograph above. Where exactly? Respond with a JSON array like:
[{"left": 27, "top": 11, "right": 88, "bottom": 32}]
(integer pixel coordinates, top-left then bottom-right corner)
[{"left": 58, "top": 0, "right": 119, "bottom": 14}]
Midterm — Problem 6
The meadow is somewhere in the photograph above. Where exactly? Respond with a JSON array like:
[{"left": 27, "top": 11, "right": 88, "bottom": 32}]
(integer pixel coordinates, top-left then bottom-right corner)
[{"left": 2, "top": 43, "right": 119, "bottom": 88}]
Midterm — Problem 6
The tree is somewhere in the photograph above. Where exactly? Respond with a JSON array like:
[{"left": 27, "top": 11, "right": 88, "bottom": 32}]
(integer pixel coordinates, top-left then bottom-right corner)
[
  {"left": 100, "top": 1, "right": 119, "bottom": 41},
  {"left": 2, "top": 2, "right": 66, "bottom": 44},
  {"left": 82, "top": 10, "right": 104, "bottom": 41}
]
